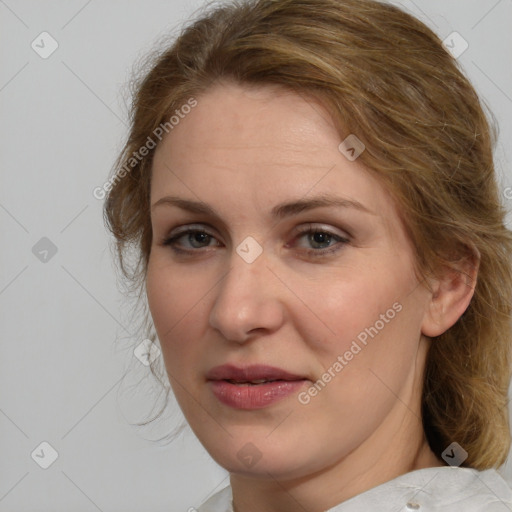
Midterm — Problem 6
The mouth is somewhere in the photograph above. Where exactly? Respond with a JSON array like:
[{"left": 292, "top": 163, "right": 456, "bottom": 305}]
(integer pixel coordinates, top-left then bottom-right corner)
[
  {"left": 206, "top": 364, "right": 308, "bottom": 409},
  {"left": 206, "top": 364, "right": 307, "bottom": 384},
  {"left": 224, "top": 379, "right": 285, "bottom": 386}
]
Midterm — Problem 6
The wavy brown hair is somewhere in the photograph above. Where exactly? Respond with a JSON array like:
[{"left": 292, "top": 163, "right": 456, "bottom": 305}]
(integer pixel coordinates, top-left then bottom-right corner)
[{"left": 104, "top": 0, "right": 512, "bottom": 468}]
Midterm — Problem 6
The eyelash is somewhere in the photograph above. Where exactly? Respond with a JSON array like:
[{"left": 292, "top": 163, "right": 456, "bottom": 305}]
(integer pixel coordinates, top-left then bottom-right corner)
[{"left": 161, "top": 224, "right": 350, "bottom": 258}]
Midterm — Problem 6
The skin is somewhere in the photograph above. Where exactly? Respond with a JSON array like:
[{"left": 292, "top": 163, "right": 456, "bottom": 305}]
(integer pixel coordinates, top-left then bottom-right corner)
[{"left": 146, "top": 81, "right": 477, "bottom": 512}]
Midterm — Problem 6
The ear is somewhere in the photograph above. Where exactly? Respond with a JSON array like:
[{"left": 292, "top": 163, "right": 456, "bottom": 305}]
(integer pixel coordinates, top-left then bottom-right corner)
[{"left": 421, "top": 244, "right": 480, "bottom": 338}]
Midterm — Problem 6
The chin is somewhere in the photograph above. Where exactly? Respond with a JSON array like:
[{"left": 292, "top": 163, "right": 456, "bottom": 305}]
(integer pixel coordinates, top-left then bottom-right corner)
[{"left": 203, "top": 434, "right": 322, "bottom": 481}]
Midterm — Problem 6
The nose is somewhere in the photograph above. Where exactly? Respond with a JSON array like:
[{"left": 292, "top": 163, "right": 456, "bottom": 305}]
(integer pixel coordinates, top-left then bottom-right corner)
[{"left": 208, "top": 246, "right": 286, "bottom": 343}]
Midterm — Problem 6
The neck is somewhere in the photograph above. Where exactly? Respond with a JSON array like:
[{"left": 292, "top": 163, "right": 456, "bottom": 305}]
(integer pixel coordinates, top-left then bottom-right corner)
[
  {"left": 229, "top": 340, "right": 444, "bottom": 512},
  {"left": 230, "top": 420, "right": 443, "bottom": 512}
]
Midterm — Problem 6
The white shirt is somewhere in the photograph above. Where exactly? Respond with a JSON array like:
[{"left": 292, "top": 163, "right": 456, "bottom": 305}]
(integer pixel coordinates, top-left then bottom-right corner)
[{"left": 197, "top": 466, "right": 512, "bottom": 511}]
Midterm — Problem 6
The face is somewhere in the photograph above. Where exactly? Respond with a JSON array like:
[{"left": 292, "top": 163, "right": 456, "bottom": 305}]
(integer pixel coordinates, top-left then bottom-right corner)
[{"left": 146, "top": 81, "right": 434, "bottom": 480}]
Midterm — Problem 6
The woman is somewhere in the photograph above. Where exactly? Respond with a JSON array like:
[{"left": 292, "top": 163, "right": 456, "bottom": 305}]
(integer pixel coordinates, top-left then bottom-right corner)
[{"left": 104, "top": 0, "right": 512, "bottom": 510}]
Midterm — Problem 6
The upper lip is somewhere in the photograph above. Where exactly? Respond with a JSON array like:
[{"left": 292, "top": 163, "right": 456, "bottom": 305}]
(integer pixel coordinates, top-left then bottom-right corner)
[{"left": 206, "top": 364, "right": 306, "bottom": 383}]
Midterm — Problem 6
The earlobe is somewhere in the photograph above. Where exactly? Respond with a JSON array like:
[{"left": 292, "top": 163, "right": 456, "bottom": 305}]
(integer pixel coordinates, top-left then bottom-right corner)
[{"left": 421, "top": 245, "right": 480, "bottom": 338}]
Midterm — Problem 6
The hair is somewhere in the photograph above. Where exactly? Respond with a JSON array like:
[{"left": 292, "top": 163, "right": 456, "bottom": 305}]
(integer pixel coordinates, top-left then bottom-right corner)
[{"left": 104, "top": 0, "right": 512, "bottom": 469}]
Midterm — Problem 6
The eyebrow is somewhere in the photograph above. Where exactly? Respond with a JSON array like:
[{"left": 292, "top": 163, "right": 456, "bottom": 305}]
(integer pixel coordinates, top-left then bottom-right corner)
[{"left": 151, "top": 194, "right": 376, "bottom": 219}]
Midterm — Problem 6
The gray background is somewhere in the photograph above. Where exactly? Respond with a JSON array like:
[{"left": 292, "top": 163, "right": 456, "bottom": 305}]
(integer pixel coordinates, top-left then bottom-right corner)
[{"left": 1, "top": 1, "right": 511, "bottom": 511}]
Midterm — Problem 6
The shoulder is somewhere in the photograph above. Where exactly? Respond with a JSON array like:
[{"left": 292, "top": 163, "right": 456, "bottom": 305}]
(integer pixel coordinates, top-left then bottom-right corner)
[
  {"left": 328, "top": 466, "right": 512, "bottom": 512},
  {"left": 429, "top": 467, "right": 512, "bottom": 511},
  {"left": 197, "top": 485, "right": 232, "bottom": 512},
  {"left": 195, "top": 468, "right": 512, "bottom": 512},
  {"left": 411, "top": 466, "right": 512, "bottom": 511}
]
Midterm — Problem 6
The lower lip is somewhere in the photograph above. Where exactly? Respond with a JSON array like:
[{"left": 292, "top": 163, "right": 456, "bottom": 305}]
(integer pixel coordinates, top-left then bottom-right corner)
[{"left": 208, "top": 380, "right": 307, "bottom": 409}]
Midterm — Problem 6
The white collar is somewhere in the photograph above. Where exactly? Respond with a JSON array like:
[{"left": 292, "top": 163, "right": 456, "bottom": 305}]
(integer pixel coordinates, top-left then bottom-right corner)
[{"left": 198, "top": 466, "right": 512, "bottom": 512}]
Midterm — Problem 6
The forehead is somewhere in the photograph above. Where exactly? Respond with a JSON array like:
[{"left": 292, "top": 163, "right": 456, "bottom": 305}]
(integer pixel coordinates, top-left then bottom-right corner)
[
  {"left": 151, "top": 82, "right": 403, "bottom": 237},
  {"left": 155, "top": 81, "right": 337, "bottom": 168}
]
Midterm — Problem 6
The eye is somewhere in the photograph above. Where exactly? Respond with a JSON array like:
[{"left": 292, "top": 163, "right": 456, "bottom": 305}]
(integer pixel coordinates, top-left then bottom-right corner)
[
  {"left": 161, "top": 223, "right": 350, "bottom": 258},
  {"left": 290, "top": 224, "right": 350, "bottom": 257},
  {"left": 162, "top": 226, "right": 220, "bottom": 253}
]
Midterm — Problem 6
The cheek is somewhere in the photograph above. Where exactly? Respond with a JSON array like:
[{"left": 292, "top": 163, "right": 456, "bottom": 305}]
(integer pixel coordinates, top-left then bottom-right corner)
[
  {"left": 146, "top": 263, "right": 214, "bottom": 425},
  {"left": 146, "top": 258, "right": 206, "bottom": 372},
  {"left": 298, "top": 268, "right": 403, "bottom": 351},
  {"left": 301, "top": 260, "right": 423, "bottom": 387},
  {"left": 146, "top": 263, "right": 177, "bottom": 336},
  {"left": 295, "top": 286, "right": 423, "bottom": 448}
]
